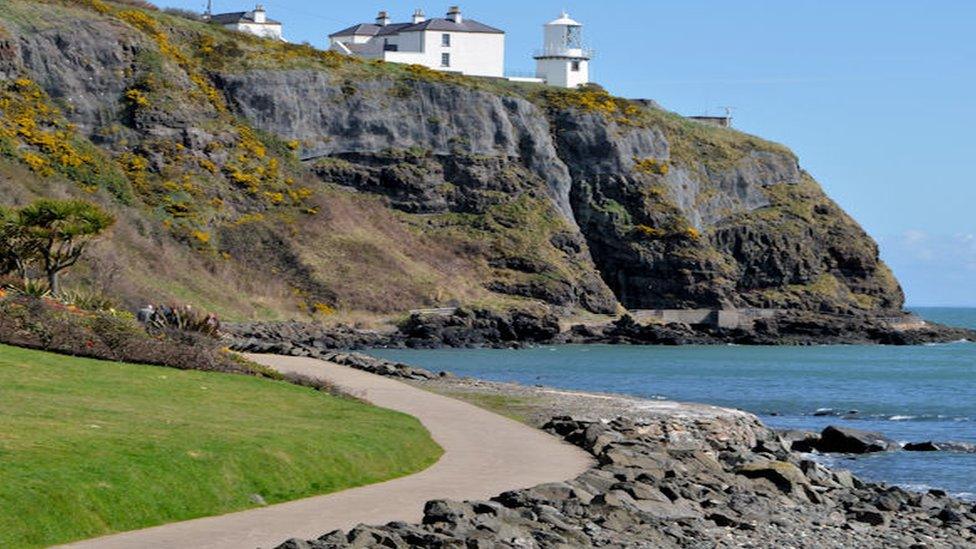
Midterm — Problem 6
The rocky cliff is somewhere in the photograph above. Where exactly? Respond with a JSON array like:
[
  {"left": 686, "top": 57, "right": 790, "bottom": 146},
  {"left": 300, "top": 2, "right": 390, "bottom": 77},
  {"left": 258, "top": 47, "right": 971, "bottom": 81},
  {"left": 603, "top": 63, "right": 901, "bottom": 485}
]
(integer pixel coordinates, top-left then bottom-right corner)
[{"left": 0, "top": 0, "right": 904, "bottom": 321}]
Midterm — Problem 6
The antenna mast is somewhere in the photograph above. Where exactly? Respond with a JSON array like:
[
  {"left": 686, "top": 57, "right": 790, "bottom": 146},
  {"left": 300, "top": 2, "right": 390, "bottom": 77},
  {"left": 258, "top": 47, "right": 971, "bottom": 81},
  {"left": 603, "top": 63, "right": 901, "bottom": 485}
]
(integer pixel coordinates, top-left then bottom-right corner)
[{"left": 205, "top": 0, "right": 212, "bottom": 18}]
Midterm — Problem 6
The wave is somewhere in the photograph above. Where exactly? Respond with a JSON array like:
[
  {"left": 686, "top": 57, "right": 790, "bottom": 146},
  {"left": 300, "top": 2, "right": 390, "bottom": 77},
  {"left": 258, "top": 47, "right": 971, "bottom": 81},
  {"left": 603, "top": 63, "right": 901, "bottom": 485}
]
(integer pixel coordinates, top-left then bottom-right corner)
[
  {"left": 923, "top": 338, "right": 973, "bottom": 346},
  {"left": 937, "top": 441, "right": 976, "bottom": 453},
  {"left": 894, "top": 485, "right": 975, "bottom": 502},
  {"left": 801, "top": 409, "right": 972, "bottom": 423}
]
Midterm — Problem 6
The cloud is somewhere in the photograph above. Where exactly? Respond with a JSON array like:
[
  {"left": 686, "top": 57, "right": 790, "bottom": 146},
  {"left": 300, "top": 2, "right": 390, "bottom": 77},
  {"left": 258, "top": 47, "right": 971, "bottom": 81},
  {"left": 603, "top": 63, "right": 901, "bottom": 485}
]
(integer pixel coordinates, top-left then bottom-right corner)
[
  {"left": 878, "top": 231, "right": 976, "bottom": 306},
  {"left": 882, "top": 231, "right": 976, "bottom": 270}
]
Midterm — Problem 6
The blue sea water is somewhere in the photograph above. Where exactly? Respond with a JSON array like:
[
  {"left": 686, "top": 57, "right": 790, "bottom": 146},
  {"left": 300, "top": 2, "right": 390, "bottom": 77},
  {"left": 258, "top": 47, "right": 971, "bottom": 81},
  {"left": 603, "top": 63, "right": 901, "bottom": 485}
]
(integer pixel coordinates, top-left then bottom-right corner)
[{"left": 367, "top": 307, "right": 976, "bottom": 500}]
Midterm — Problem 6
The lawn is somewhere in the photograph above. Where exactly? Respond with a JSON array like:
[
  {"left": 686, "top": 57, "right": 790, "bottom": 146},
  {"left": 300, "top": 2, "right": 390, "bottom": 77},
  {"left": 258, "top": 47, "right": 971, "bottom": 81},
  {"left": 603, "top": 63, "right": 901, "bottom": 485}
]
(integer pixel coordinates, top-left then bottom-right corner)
[{"left": 0, "top": 344, "right": 442, "bottom": 548}]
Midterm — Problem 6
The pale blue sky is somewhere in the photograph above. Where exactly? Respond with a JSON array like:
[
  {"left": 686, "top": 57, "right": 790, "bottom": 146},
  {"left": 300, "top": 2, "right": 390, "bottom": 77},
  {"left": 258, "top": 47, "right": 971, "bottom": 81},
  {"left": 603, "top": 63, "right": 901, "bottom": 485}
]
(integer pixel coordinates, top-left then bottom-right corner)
[{"left": 159, "top": 0, "right": 975, "bottom": 306}]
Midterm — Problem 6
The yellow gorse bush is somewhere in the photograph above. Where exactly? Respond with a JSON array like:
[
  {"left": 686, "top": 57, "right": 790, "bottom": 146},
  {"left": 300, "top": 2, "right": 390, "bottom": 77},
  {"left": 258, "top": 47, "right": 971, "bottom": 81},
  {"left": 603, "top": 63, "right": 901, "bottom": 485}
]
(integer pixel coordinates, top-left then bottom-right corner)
[
  {"left": 124, "top": 88, "right": 151, "bottom": 109},
  {"left": 633, "top": 224, "right": 667, "bottom": 239},
  {"left": 116, "top": 9, "right": 226, "bottom": 113},
  {"left": 15, "top": 0, "right": 323, "bottom": 251},
  {"left": 633, "top": 157, "right": 670, "bottom": 176},
  {"left": 540, "top": 86, "right": 650, "bottom": 127},
  {"left": 0, "top": 78, "right": 127, "bottom": 198}
]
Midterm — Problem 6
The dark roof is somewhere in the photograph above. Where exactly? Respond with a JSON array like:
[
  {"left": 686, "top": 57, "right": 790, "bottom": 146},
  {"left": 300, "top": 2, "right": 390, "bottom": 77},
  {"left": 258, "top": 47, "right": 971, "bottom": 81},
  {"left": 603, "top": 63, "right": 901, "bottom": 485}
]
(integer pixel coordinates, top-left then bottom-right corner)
[
  {"left": 210, "top": 11, "right": 281, "bottom": 26},
  {"left": 331, "top": 18, "right": 503, "bottom": 38},
  {"left": 374, "top": 23, "right": 416, "bottom": 37},
  {"left": 401, "top": 18, "right": 503, "bottom": 34},
  {"left": 328, "top": 23, "right": 382, "bottom": 38}
]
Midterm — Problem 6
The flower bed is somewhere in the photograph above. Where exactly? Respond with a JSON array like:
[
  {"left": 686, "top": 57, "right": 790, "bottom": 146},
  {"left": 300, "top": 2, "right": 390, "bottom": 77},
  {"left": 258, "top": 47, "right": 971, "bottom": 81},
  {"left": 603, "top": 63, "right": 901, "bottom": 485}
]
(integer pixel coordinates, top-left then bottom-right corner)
[{"left": 0, "top": 294, "right": 277, "bottom": 378}]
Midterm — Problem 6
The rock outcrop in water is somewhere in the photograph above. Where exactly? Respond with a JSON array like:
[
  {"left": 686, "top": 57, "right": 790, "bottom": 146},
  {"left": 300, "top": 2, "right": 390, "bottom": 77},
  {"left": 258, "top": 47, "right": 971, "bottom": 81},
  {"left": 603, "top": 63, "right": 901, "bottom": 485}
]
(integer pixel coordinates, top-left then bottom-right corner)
[
  {"left": 224, "top": 307, "right": 976, "bottom": 350},
  {"left": 0, "top": 1, "right": 913, "bottom": 325}
]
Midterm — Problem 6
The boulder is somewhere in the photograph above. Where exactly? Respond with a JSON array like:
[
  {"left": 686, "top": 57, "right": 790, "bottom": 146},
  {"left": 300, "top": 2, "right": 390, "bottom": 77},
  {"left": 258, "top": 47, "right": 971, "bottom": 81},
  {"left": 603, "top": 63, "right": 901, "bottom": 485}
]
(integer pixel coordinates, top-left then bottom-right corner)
[
  {"left": 815, "top": 426, "right": 897, "bottom": 454},
  {"left": 849, "top": 508, "right": 888, "bottom": 527},
  {"left": 937, "top": 507, "right": 964, "bottom": 525},
  {"left": 799, "top": 459, "right": 836, "bottom": 487},
  {"left": 599, "top": 445, "right": 672, "bottom": 472},
  {"left": 779, "top": 430, "right": 821, "bottom": 453},
  {"left": 422, "top": 500, "right": 473, "bottom": 525},
  {"left": 707, "top": 511, "right": 739, "bottom": 527},
  {"left": 276, "top": 539, "right": 320, "bottom": 549},
  {"left": 872, "top": 492, "right": 904, "bottom": 512},
  {"left": 903, "top": 441, "right": 940, "bottom": 452},
  {"left": 832, "top": 470, "right": 858, "bottom": 489},
  {"left": 632, "top": 499, "right": 703, "bottom": 520},
  {"left": 611, "top": 481, "right": 670, "bottom": 503},
  {"left": 591, "top": 490, "right": 638, "bottom": 509},
  {"left": 735, "top": 460, "right": 809, "bottom": 495}
]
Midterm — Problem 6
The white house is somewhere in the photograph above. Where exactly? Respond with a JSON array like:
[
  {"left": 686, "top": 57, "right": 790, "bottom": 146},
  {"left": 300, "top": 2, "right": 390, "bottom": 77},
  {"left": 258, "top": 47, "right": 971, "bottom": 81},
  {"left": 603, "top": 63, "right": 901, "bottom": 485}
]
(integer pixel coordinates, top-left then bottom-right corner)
[
  {"left": 328, "top": 7, "right": 505, "bottom": 78},
  {"left": 207, "top": 4, "right": 285, "bottom": 41},
  {"left": 534, "top": 12, "right": 591, "bottom": 88}
]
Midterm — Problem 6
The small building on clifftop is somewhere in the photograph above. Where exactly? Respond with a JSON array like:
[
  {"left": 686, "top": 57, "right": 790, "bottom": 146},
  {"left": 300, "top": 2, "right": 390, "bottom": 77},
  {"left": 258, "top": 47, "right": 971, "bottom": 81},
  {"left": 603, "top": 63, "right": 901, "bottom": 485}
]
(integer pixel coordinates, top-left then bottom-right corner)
[
  {"left": 206, "top": 4, "right": 284, "bottom": 41},
  {"left": 328, "top": 7, "right": 505, "bottom": 78}
]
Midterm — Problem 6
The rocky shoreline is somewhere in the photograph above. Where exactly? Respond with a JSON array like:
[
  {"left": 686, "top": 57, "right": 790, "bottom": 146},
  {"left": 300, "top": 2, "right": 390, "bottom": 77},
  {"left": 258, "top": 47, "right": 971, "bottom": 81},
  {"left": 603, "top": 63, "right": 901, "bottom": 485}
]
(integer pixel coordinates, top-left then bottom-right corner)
[
  {"left": 224, "top": 308, "right": 976, "bottom": 354},
  {"left": 272, "top": 355, "right": 975, "bottom": 548}
]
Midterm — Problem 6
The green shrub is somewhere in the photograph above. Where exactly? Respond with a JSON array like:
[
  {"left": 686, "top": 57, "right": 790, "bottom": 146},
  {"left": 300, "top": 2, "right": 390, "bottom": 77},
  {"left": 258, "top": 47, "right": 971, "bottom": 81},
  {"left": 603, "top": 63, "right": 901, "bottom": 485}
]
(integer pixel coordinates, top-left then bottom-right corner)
[
  {"left": 58, "top": 288, "right": 119, "bottom": 312},
  {"left": 0, "top": 296, "right": 268, "bottom": 378}
]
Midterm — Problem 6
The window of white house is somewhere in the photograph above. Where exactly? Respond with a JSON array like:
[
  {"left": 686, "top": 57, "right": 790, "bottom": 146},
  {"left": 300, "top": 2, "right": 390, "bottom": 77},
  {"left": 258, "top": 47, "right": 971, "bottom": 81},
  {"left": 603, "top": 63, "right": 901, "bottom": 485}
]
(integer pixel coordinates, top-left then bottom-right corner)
[
  {"left": 441, "top": 33, "right": 451, "bottom": 47},
  {"left": 441, "top": 53, "right": 451, "bottom": 67},
  {"left": 571, "top": 60, "right": 580, "bottom": 72}
]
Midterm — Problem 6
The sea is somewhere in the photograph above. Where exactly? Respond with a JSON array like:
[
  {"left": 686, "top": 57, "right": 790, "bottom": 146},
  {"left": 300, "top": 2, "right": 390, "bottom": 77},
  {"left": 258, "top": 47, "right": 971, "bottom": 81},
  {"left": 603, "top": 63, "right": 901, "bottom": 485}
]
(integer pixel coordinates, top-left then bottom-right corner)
[{"left": 366, "top": 307, "right": 976, "bottom": 501}]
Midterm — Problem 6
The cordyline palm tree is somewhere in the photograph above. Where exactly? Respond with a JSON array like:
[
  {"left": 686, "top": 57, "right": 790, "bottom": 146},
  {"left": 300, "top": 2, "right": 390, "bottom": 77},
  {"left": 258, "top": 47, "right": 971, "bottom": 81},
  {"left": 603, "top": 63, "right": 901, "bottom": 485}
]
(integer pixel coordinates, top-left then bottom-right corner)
[
  {"left": 12, "top": 199, "right": 115, "bottom": 295},
  {"left": 0, "top": 205, "right": 37, "bottom": 282}
]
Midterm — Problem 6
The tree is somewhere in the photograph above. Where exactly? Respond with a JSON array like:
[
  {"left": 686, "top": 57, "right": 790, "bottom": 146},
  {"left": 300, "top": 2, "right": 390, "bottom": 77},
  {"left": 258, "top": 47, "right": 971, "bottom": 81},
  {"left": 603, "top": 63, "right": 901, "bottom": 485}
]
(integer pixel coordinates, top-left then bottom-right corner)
[
  {"left": 15, "top": 199, "right": 115, "bottom": 295},
  {"left": 0, "top": 205, "right": 37, "bottom": 281},
  {"left": 0, "top": 206, "right": 13, "bottom": 275}
]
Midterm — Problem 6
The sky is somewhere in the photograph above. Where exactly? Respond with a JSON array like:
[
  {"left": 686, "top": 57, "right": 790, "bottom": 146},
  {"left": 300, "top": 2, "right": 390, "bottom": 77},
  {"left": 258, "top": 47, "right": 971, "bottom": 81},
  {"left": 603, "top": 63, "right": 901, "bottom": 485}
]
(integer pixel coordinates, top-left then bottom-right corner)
[{"left": 159, "top": 0, "right": 976, "bottom": 306}]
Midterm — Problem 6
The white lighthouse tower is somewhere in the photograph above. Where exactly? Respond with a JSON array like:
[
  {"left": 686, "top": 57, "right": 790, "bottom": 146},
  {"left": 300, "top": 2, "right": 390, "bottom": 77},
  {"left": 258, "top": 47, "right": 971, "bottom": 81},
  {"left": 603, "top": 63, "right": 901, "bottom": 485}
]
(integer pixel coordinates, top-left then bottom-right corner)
[{"left": 534, "top": 12, "right": 591, "bottom": 88}]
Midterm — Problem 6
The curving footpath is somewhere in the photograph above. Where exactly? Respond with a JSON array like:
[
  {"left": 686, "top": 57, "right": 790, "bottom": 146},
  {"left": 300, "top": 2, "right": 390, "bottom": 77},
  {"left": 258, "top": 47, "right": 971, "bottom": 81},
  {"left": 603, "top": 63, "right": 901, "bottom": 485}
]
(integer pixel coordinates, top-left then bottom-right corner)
[{"left": 61, "top": 354, "right": 594, "bottom": 549}]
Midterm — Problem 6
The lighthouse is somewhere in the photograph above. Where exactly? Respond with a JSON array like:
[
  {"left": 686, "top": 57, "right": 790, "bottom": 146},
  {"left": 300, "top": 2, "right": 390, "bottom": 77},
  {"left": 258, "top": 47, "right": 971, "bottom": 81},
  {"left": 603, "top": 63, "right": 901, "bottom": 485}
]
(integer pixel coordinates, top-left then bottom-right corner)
[{"left": 534, "top": 12, "right": 591, "bottom": 88}]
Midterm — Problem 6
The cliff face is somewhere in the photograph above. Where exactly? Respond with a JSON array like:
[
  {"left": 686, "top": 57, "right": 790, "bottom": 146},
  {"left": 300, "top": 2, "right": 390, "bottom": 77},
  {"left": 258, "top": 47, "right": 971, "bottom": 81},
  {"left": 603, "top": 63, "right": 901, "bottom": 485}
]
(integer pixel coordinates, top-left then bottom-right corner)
[{"left": 0, "top": 1, "right": 903, "bottom": 319}]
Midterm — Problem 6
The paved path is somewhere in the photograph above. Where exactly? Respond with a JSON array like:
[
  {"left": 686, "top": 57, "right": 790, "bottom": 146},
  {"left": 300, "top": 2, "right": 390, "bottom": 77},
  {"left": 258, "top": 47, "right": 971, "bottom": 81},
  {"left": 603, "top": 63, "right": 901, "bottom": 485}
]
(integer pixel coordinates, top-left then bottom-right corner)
[{"left": 63, "top": 354, "right": 593, "bottom": 549}]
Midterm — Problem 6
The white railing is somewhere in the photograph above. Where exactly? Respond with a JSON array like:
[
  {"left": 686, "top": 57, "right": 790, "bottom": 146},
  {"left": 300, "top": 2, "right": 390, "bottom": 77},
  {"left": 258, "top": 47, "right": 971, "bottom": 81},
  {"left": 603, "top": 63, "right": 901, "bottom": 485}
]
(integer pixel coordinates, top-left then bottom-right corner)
[{"left": 533, "top": 47, "right": 594, "bottom": 59}]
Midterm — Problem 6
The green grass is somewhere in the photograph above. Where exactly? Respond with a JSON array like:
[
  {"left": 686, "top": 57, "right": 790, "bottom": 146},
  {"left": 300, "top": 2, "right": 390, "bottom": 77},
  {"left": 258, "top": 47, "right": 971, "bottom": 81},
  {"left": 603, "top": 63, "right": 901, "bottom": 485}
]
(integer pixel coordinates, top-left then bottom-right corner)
[
  {"left": 423, "top": 388, "right": 542, "bottom": 425},
  {"left": 0, "top": 344, "right": 442, "bottom": 548}
]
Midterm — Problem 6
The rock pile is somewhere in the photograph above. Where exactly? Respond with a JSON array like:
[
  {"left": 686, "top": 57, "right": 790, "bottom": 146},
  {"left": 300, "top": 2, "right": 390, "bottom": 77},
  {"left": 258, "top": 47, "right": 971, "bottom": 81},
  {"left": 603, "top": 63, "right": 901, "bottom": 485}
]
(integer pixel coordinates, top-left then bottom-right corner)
[
  {"left": 224, "top": 323, "right": 439, "bottom": 380},
  {"left": 226, "top": 307, "right": 975, "bottom": 356},
  {"left": 277, "top": 415, "right": 975, "bottom": 548},
  {"left": 223, "top": 321, "right": 389, "bottom": 353},
  {"left": 319, "top": 352, "right": 441, "bottom": 381},
  {"left": 224, "top": 308, "right": 563, "bottom": 353}
]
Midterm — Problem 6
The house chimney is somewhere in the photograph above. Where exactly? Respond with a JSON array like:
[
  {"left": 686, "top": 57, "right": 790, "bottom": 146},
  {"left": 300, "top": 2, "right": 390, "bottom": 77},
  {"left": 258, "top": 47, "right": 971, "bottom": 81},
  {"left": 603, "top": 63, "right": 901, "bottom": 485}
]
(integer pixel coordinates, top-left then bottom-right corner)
[
  {"left": 412, "top": 9, "right": 426, "bottom": 24},
  {"left": 446, "top": 6, "right": 462, "bottom": 24},
  {"left": 252, "top": 4, "right": 266, "bottom": 24},
  {"left": 376, "top": 10, "right": 391, "bottom": 26}
]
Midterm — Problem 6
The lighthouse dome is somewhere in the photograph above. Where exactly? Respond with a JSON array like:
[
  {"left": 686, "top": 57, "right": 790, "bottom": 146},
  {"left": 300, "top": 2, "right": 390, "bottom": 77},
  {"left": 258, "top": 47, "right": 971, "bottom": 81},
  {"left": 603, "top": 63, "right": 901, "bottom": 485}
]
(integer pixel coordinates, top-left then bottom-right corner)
[{"left": 546, "top": 12, "right": 581, "bottom": 27}]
